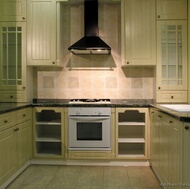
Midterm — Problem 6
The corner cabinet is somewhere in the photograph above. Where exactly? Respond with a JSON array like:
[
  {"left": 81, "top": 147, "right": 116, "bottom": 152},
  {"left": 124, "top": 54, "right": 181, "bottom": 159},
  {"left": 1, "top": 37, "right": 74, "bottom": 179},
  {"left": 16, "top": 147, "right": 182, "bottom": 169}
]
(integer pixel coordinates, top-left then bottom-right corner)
[
  {"left": 33, "top": 107, "right": 65, "bottom": 158},
  {"left": 0, "top": 22, "right": 29, "bottom": 102},
  {"left": 116, "top": 108, "right": 150, "bottom": 160},
  {"left": 150, "top": 108, "right": 183, "bottom": 187},
  {"left": 27, "top": 0, "right": 58, "bottom": 66},
  {"left": 121, "top": 0, "right": 156, "bottom": 66},
  {"left": 156, "top": 21, "right": 187, "bottom": 103}
]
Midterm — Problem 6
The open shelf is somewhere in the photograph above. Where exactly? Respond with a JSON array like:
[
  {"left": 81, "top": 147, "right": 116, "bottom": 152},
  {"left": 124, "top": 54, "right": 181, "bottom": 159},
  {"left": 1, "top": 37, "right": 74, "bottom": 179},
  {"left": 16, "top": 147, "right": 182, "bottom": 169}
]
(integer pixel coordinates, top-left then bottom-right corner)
[
  {"left": 34, "top": 109, "right": 62, "bottom": 157},
  {"left": 116, "top": 108, "right": 147, "bottom": 159}
]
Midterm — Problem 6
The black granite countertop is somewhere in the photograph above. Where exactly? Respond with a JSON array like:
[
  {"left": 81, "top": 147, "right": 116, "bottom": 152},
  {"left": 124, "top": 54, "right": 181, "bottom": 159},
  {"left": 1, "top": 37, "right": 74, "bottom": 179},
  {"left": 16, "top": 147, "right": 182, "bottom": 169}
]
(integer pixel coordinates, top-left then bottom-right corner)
[
  {"left": 1, "top": 99, "right": 190, "bottom": 122},
  {"left": 0, "top": 102, "right": 31, "bottom": 114}
]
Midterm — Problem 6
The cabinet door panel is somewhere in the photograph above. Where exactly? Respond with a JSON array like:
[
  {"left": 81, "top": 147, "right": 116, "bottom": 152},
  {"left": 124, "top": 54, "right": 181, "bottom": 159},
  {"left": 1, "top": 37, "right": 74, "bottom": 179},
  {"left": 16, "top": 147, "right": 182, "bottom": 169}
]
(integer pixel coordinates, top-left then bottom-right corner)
[
  {"left": 27, "top": 0, "right": 57, "bottom": 66},
  {"left": 0, "top": 0, "right": 26, "bottom": 21},
  {"left": 156, "top": 0, "right": 187, "bottom": 19},
  {"left": 0, "top": 128, "right": 16, "bottom": 185},
  {"left": 122, "top": 0, "right": 156, "bottom": 66}
]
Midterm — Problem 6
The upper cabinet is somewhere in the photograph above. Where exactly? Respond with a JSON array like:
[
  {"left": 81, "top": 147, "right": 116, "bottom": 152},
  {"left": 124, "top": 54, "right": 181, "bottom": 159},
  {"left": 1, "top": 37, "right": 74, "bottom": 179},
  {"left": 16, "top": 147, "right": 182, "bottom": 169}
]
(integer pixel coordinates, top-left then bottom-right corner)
[
  {"left": 121, "top": 0, "right": 156, "bottom": 66},
  {"left": 156, "top": 21, "right": 187, "bottom": 103},
  {"left": 27, "top": 0, "right": 58, "bottom": 66},
  {"left": 0, "top": 0, "right": 26, "bottom": 22},
  {"left": 156, "top": 0, "right": 187, "bottom": 20},
  {"left": 0, "top": 22, "right": 29, "bottom": 102}
]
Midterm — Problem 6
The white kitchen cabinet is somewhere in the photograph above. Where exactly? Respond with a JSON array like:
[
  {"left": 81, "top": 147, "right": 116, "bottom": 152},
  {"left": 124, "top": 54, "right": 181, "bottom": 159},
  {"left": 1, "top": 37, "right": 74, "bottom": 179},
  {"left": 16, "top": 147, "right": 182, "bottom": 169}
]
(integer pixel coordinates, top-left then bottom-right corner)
[
  {"left": 116, "top": 108, "right": 149, "bottom": 159},
  {"left": 150, "top": 108, "right": 183, "bottom": 188},
  {"left": 0, "top": 108, "right": 32, "bottom": 187},
  {"left": 27, "top": 0, "right": 58, "bottom": 66},
  {"left": 121, "top": 0, "right": 156, "bottom": 66},
  {"left": 0, "top": 22, "right": 30, "bottom": 102},
  {"left": 0, "top": 0, "right": 26, "bottom": 22},
  {"left": 156, "top": 0, "right": 187, "bottom": 20},
  {"left": 156, "top": 20, "right": 187, "bottom": 103},
  {"left": 33, "top": 107, "right": 65, "bottom": 158}
]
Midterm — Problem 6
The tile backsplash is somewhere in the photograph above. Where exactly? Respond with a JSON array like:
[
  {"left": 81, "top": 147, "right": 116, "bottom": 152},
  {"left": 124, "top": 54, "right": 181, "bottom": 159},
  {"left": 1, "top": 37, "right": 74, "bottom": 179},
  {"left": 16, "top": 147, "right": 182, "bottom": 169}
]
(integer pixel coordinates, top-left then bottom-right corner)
[{"left": 35, "top": 2, "right": 155, "bottom": 99}]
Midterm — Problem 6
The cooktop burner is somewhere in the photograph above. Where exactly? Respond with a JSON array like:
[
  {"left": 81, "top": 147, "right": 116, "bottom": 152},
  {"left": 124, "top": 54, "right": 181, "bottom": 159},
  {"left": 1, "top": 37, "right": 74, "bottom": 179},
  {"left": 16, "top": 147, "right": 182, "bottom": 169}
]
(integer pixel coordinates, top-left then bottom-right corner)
[{"left": 69, "top": 99, "right": 111, "bottom": 104}]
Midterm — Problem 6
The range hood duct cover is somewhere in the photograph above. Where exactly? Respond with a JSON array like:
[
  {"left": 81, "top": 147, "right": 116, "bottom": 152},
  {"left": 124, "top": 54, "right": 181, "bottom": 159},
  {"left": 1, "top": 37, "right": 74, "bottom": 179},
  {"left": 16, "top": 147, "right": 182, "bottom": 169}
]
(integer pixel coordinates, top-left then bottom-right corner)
[{"left": 68, "top": 0, "right": 111, "bottom": 55}]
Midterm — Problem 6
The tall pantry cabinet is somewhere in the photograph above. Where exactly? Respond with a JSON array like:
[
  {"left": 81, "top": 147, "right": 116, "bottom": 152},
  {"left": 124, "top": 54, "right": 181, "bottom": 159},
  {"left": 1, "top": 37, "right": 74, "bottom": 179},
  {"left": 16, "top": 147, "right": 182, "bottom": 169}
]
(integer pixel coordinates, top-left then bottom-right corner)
[
  {"left": 156, "top": 0, "right": 188, "bottom": 103},
  {"left": 0, "top": 0, "right": 33, "bottom": 102}
]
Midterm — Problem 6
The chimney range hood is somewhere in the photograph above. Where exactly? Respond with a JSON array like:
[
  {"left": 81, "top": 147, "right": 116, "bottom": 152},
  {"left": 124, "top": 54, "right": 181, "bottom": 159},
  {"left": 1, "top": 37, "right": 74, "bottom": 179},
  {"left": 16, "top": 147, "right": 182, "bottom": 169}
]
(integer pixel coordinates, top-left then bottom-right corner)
[{"left": 68, "top": 0, "right": 111, "bottom": 55}]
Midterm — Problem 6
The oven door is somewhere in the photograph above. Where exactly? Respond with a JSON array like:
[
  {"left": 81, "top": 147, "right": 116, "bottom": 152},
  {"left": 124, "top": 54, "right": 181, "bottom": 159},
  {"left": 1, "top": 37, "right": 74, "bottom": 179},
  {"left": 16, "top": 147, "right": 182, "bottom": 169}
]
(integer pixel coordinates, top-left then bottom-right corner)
[{"left": 68, "top": 116, "right": 111, "bottom": 150}]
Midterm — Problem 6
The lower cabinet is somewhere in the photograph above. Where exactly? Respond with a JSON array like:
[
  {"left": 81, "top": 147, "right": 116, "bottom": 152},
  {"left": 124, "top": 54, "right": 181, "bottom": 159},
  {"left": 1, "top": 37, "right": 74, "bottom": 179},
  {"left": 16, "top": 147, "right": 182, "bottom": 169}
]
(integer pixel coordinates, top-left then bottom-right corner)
[
  {"left": 33, "top": 107, "right": 66, "bottom": 158},
  {"left": 0, "top": 108, "right": 32, "bottom": 187},
  {"left": 150, "top": 108, "right": 182, "bottom": 188},
  {"left": 116, "top": 108, "right": 150, "bottom": 159}
]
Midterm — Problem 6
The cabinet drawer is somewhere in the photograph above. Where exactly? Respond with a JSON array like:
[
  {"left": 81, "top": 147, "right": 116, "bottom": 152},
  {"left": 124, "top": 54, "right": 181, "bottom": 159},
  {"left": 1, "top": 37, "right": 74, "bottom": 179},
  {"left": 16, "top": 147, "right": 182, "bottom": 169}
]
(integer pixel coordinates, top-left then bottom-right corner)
[
  {"left": 157, "top": 91, "right": 187, "bottom": 103},
  {"left": 0, "top": 112, "right": 16, "bottom": 131},
  {"left": 16, "top": 108, "right": 31, "bottom": 124},
  {"left": 0, "top": 91, "right": 27, "bottom": 102}
]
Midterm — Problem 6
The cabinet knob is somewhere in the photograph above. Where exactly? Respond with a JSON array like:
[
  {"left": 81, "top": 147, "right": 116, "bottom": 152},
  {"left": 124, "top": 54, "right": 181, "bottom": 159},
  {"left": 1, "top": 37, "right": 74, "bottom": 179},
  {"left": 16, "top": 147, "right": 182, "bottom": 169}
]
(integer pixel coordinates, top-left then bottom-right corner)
[
  {"left": 10, "top": 95, "right": 13, "bottom": 98},
  {"left": 4, "top": 120, "right": 8, "bottom": 124},
  {"left": 52, "top": 62, "right": 55, "bottom": 64},
  {"left": 185, "top": 126, "right": 189, "bottom": 130},
  {"left": 23, "top": 114, "right": 26, "bottom": 117},
  {"left": 171, "top": 96, "right": 174, "bottom": 99},
  {"left": 158, "top": 115, "right": 162, "bottom": 118},
  {"left": 169, "top": 120, "right": 173, "bottom": 123},
  {"left": 158, "top": 87, "right": 161, "bottom": 90},
  {"left": 126, "top": 62, "right": 129, "bottom": 64},
  {"left": 22, "top": 17, "right": 25, "bottom": 20},
  {"left": 157, "top": 15, "right": 160, "bottom": 18},
  {"left": 14, "top": 128, "right": 19, "bottom": 132}
]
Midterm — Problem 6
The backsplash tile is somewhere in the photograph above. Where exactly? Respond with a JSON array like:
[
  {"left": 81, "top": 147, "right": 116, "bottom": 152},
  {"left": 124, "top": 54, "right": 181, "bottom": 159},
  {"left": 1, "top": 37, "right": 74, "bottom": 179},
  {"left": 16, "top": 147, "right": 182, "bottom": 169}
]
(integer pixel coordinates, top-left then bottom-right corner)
[{"left": 35, "top": 3, "right": 155, "bottom": 100}]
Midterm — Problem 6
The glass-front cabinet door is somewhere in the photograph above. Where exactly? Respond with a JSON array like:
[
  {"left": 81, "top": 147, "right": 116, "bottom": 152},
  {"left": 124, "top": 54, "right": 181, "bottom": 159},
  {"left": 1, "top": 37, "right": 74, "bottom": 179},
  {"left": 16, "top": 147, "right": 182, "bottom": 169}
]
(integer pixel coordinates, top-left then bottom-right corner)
[
  {"left": 0, "top": 22, "right": 26, "bottom": 91},
  {"left": 157, "top": 21, "right": 187, "bottom": 103}
]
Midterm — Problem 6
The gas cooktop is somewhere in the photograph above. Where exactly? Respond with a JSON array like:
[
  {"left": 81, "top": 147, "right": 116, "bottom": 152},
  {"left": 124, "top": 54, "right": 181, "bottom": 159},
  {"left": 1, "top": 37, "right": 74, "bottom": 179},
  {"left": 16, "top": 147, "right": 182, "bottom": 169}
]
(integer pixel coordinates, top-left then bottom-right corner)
[{"left": 69, "top": 99, "right": 111, "bottom": 104}]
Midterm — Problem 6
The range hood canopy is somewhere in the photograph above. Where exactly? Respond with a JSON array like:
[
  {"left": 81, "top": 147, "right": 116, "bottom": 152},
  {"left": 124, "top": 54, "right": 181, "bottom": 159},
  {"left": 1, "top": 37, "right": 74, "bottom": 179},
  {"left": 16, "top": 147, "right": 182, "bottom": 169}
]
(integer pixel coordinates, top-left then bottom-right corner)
[{"left": 68, "top": 0, "right": 111, "bottom": 55}]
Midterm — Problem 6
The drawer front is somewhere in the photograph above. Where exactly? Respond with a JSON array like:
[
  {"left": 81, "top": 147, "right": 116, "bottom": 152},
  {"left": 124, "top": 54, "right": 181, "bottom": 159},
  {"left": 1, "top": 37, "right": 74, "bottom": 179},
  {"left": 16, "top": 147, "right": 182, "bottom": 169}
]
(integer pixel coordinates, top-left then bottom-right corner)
[
  {"left": 16, "top": 108, "right": 31, "bottom": 124},
  {"left": 157, "top": 91, "right": 187, "bottom": 103},
  {"left": 0, "top": 91, "right": 27, "bottom": 102},
  {"left": 0, "top": 112, "right": 16, "bottom": 131}
]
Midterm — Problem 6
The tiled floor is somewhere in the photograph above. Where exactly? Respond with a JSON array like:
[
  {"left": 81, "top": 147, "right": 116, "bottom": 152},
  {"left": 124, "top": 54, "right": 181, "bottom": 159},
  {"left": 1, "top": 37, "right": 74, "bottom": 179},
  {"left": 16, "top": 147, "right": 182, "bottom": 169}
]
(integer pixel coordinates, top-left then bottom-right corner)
[{"left": 6, "top": 165, "right": 163, "bottom": 189}]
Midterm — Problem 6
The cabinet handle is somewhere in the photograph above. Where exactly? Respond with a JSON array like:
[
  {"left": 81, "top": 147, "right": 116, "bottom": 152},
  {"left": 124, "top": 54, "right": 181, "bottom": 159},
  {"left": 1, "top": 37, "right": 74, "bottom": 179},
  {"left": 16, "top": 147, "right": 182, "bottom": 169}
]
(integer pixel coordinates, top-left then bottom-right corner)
[
  {"left": 185, "top": 126, "right": 189, "bottom": 130},
  {"left": 14, "top": 128, "right": 19, "bottom": 132}
]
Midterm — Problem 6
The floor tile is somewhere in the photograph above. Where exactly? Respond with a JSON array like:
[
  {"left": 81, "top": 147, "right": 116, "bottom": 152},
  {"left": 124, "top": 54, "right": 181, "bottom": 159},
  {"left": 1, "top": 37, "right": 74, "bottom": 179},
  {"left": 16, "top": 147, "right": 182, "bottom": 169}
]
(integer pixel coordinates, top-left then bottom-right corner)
[{"left": 5, "top": 165, "right": 161, "bottom": 189}]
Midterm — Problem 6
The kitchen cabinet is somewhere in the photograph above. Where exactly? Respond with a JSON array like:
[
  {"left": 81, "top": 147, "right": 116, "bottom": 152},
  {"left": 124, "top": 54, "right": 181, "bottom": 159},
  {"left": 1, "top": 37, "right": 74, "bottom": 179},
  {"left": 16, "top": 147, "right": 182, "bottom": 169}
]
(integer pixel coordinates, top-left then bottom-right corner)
[
  {"left": 183, "top": 123, "right": 190, "bottom": 189},
  {"left": 121, "top": 0, "right": 156, "bottom": 66},
  {"left": 27, "top": 0, "right": 58, "bottom": 66},
  {"left": 156, "top": 20, "right": 187, "bottom": 103},
  {"left": 156, "top": 0, "right": 187, "bottom": 20},
  {"left": 116, "top": 108, "right": 150, "bottom": 159},
  {"left": 150, "top": 108, "right": 182, "bottom": 188},
  {"left": 0, "top": 108, "right": 32, "bottom": 187},
  {"left": 0, "top": 22, "right": 31, "bottom": 102},
  {"left": 0, "top": 0, "right": 26, "bottom": 22},
  {"left": 33, "top": 107, "right": 65, "bottom": 158}
]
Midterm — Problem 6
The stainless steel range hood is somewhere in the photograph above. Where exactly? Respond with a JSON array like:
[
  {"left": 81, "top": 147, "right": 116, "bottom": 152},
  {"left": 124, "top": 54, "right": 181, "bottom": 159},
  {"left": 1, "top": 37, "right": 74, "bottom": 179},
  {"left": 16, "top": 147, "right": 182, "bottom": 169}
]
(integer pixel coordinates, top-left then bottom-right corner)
[{"left": 68, "top": 0, "right": 111, "bottom": 55}]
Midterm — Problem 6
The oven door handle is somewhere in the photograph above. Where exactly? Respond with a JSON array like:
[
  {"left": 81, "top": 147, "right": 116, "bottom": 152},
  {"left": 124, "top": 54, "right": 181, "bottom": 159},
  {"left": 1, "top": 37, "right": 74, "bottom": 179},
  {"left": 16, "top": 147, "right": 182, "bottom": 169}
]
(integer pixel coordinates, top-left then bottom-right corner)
[{"left": 69, "top": 116, "right": 110, "bottom": 121}]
